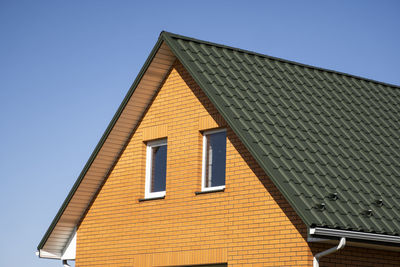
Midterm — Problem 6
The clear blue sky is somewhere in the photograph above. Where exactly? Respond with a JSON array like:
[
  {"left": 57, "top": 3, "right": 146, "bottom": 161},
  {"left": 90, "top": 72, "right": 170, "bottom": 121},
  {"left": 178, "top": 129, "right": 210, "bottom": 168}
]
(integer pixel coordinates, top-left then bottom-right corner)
[{"left": 1, "top": 1, "right": 399, "bottom": 266}]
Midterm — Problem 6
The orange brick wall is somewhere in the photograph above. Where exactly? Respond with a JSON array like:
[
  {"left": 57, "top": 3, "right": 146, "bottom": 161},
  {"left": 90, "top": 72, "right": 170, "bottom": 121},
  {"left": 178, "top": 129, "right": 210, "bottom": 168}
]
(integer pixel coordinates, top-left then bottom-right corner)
[{"left": 76, "top": 61, "right": 400, "bottom": 266}]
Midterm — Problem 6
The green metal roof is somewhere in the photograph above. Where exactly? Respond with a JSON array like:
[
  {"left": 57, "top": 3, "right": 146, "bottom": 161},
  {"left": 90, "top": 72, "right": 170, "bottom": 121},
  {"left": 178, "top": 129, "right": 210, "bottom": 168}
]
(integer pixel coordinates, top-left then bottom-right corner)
[{"left": 162, "top": 32, "right": 400, "bottom": 236}]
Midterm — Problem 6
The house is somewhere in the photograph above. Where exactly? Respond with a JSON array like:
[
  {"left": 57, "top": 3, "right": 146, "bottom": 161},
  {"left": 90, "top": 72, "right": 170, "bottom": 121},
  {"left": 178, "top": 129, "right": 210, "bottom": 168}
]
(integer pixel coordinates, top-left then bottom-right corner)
[{"left": 37, "top": 32, "right": 400, "bottom": 266}]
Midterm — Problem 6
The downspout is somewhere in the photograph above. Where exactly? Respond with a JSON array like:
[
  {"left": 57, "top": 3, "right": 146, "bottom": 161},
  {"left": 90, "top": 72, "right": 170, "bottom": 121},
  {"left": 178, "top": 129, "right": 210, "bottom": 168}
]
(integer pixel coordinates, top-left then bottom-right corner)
[
  {"left": 313, "top": 237, "right": 346, "bottom": 267},
  {"left": 62, "top": 260, "right": 70, "bottom": 267}
]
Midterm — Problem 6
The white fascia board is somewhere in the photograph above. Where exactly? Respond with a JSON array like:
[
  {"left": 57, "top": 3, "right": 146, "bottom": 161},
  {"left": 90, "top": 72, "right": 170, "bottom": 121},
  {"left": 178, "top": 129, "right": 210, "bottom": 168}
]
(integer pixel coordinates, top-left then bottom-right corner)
[
  {"left": 310, "top": 227, "right": 400, "bottom": 244},
  {"left": 38, "top": 249, "right": 61, "bottom": 259}
]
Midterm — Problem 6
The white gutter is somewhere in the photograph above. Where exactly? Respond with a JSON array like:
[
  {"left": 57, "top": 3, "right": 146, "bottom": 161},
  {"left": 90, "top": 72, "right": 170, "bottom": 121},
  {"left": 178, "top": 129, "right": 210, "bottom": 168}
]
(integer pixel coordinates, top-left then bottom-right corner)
[
  {"left": 313, "top": 237, "right": 346, "bottom": 267},
  {"left": 310, "top": 227, "right": 400, "bottom": 244}
]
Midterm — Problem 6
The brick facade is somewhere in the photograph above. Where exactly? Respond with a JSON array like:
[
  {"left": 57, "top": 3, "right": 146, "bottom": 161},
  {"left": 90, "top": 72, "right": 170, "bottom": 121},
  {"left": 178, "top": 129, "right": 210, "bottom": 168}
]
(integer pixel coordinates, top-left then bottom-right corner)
[{"left": 76, "top": 61, "right": 400, "bottom": 266}]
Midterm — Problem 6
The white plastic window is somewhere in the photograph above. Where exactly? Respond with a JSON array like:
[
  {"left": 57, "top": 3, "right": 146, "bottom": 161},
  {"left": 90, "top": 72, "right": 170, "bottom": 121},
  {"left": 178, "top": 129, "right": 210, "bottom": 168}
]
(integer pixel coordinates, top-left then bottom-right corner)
[
  {"left": 202, "top": 129, "right": 226, "bottom": 191},
  {"left": 145, "top": 139, "right": 167, "bottom": 198}
]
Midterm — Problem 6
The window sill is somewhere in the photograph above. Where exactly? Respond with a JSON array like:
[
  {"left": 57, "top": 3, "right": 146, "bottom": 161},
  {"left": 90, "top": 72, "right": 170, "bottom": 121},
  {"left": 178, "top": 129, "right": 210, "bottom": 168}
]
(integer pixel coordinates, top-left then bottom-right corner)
[
  {"left": 138, "top": 195, "right": 165, "bottom": 202},
  {"left": 195, "top": 188, "right": 225, "bottom": 195}
]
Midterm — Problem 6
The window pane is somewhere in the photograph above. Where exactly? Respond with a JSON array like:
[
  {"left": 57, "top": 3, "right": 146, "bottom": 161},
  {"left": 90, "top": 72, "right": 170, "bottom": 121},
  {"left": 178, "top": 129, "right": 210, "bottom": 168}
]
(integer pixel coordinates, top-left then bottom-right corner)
[
  {"left": 205, "top": 131, "right": 226, "bottom": 187},
  {"left": 151, "top": 144, "right": 167, "bottom": 192}
]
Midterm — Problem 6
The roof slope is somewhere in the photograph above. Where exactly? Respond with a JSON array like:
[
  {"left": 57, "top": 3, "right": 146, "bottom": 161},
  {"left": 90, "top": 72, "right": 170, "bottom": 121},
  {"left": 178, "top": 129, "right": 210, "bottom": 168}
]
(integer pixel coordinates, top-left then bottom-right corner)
[{"left": 162, "top": 32, "right": 400, "bottom": 235}]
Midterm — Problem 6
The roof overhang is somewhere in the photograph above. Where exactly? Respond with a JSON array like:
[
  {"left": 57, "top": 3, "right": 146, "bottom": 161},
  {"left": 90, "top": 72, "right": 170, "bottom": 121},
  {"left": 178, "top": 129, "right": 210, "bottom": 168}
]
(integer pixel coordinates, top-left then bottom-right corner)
[{"left": 37, "top": 35, "right": 176, "bottom": 259}]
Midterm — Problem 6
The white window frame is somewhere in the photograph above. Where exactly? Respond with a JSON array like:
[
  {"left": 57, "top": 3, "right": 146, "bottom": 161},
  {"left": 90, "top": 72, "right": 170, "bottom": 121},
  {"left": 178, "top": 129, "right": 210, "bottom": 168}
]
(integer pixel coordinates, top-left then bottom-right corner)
[
  {"left": 145, "top": 138, "right": 167, "bottom": 199},
  {"left": 201, "top": 128, "right": 226, "bottom": 192}
]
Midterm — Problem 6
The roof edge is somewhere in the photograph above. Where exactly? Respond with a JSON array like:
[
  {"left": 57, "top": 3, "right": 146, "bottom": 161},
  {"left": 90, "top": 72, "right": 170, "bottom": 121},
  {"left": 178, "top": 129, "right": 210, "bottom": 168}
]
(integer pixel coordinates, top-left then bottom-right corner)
[
  {"left": 310, "top": 227, "right": 400, "bottom": 245},
  {"left": 37, "top": 34, "right": 166, "bottom": 250},
  {"left": 161, "top": 31, "right": 400, "bottom": 89}
]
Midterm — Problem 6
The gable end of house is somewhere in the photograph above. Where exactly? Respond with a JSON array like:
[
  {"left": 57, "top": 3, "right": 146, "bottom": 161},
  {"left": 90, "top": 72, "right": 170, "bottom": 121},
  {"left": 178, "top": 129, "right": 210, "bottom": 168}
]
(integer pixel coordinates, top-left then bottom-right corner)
[{"left": 37, "top": 32, "right": 400, "bottom": 262}]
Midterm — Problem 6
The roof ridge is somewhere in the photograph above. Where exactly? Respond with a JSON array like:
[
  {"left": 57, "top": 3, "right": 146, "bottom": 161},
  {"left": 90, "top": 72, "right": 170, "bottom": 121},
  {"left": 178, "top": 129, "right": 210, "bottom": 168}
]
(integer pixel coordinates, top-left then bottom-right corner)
[{"left": 161, "top": 31, "right": 400, "bottom": 90}]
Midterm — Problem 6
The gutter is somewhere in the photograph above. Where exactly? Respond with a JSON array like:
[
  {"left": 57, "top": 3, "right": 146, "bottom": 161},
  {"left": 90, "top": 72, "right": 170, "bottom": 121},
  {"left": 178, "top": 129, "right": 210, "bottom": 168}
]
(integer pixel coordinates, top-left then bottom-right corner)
[
  {"left": 309, "top": 228, "right": 400, "bottom": 265},
  {"left": 310, "top": 227, "right": 400, "bottom": 244}
]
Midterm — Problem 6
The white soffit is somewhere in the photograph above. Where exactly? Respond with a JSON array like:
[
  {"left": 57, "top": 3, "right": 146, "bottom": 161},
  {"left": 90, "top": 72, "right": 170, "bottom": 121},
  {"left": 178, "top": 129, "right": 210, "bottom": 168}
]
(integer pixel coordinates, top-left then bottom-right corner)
[
  {"left": 38, "top": 41, "right": 176, "bottom": 259},
  {"left": 61, "top": 229, "right": 77, "bottom": 260}
]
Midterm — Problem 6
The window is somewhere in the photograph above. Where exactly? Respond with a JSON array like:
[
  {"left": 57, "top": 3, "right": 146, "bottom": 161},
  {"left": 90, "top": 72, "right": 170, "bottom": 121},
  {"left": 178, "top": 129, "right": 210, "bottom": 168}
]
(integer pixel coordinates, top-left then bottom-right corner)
[
  {"left": 202, "top": 129, "right": 226, "bottom": 191},
  {"left": 145, "top": 139, "right": 167, "bottom": 199}
]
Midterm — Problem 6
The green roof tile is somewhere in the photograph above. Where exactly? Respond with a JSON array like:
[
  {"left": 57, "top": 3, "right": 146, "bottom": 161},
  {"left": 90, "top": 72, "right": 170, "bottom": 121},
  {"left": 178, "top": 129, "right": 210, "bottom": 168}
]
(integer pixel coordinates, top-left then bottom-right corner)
[{"left": 162, "top": 31, "right": 400, "bottom": 235}]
